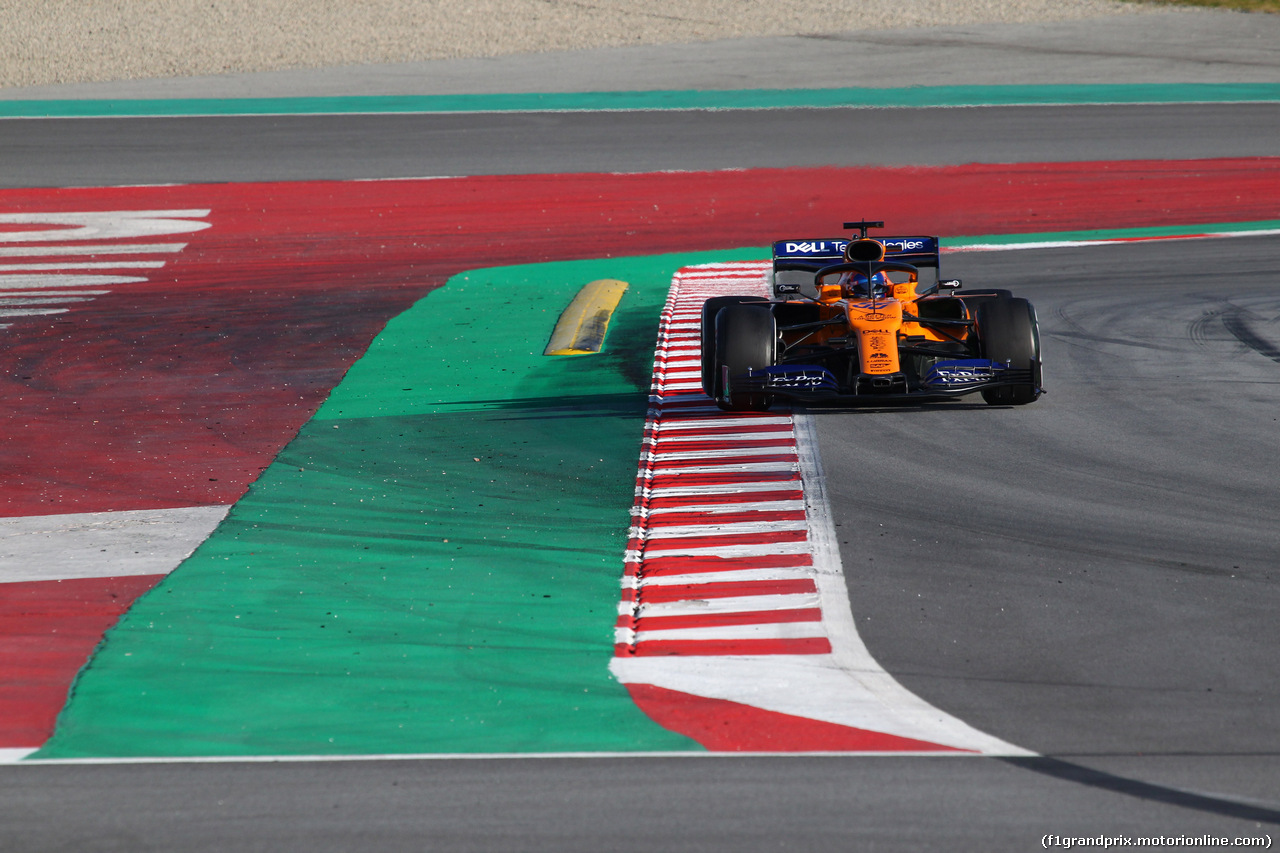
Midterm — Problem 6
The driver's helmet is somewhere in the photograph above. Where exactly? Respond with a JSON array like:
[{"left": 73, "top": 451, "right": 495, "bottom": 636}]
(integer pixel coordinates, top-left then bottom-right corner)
[{"left": 838, "top": 270, "right": 890, "bottom": 298}]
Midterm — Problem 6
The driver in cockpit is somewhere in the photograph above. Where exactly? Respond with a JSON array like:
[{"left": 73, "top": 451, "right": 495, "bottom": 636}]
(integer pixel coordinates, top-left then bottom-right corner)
[
  {"left": 838, "top": 269, "right": 890, "bottom": 298},
  {"left": 837, "top": 239, "right": 891, "bottom": 298}
]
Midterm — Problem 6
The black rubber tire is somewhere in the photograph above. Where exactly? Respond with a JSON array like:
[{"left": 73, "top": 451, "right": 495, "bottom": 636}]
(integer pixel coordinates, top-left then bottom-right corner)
[
  {"left": 956, "top": 290, "right": 1013, "bottom": 344},
  {"left": 700, "top": 296, "right": 767, "bottom": 396},
  {"left": 976, "top": 296, "right": 1042, "bottom": 406},
  {"left": 713, "top": 303, "right": 776, "bottom": 411}
]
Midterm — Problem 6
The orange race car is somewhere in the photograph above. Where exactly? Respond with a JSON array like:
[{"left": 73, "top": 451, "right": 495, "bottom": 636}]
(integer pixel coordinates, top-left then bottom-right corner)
[{"left": 700, "top": 220, "right": 1044, "bottom": 411}]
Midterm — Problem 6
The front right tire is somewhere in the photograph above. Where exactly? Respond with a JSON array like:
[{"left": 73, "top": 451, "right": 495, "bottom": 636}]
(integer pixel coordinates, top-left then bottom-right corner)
[{"left": 976, "top": 296, "right": 1042, "bottom": 406}]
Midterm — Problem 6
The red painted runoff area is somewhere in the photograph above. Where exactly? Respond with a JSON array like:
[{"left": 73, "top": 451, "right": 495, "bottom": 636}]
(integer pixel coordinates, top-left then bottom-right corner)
[
  {"left": 0, "top": 576, "right": 160, "bottom": 748},
  {"left": 4, "top": 158, "right": 1278, "bottom": 521},
  {"left": 625, "top": 684, "right": 967, "bottom": 752}
]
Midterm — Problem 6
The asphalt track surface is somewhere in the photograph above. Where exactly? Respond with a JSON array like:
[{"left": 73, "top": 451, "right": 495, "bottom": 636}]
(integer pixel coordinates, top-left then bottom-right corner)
[
  {"left": 3, "top": 103, "right": 1279, "bottom": 188},
  {"left": 5, "top": 19, "right": 1280, "bottom": 853}
]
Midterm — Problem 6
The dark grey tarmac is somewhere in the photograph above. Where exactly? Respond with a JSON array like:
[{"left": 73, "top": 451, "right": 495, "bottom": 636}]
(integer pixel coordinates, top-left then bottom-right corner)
[
  {"left": 3, "top": 752, "right": 1279, "bottom": 852},
  {"left": 3, "top": 102, "right": 1278, "bottom": 189}
]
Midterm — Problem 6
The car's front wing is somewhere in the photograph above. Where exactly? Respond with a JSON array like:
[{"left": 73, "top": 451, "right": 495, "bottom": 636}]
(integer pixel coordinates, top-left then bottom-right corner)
[{"left": 725, "top": 360, "right": 1040, "bottom": 403}]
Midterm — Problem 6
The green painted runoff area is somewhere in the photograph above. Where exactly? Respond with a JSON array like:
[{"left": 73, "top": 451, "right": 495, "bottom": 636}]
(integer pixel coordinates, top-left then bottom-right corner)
[
  {"left": 3, "top": 83, "right": 1278, "bottom": 118},
  {"left": 38, "top": 248, "right": 763, "bottom": 759}
]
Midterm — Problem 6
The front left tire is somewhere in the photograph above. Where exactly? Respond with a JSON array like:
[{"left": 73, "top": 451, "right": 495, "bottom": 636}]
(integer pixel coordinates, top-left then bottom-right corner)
[
  {"left": 713, "top": 303, "right": 777, "bottom": 411},
  {"left": 700, "top": 295, "right": 768, "bottom": 397}
]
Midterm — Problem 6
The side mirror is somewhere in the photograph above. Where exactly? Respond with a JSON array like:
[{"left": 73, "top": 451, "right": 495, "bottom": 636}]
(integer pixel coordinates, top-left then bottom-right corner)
[{"left": 916, "top": 279, "right": 963, "bottom": 299}]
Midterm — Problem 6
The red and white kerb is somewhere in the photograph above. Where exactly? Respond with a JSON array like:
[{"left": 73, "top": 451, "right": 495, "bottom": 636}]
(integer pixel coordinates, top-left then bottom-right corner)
[{"left": 609, "top": 261, "right": 1030, "bottom": 754}]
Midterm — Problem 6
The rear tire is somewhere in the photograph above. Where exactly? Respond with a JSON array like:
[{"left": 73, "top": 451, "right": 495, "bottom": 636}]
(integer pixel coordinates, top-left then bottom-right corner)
[
  {"left": 700, "top": 296, "right": 767, "bottom": 396},
  {"left": 714, "top": 304, "right": 776, "bottom": 411},
  {"left": 976, "top": 297, "right": 1042, "bottom": 406}
]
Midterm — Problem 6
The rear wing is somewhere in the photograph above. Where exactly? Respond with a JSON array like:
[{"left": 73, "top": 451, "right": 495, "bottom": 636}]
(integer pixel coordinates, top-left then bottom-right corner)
[{"left": 771, "top": 236, "right": 940, "bottom": 297}]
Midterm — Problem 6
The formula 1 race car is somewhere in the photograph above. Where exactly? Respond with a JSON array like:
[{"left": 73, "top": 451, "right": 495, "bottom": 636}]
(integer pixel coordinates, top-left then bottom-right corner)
[{"left": 701, "top": 220, "right": 1043, "bottom": 410}]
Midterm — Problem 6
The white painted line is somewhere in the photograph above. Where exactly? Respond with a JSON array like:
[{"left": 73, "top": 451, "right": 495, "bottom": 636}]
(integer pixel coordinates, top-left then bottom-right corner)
[
  {"left": 642, "top": 493, "right": 802, "bottom": 508},
  {"left": 0, "top": 243, "right": 186, "bottom": 257},
  {"left": 679, "top": 273, "right": 767, "bottom": 281},
  {"left": 0, "top": 505, "right": 231, "bottom": 583},
  {"left": 645, "top": 437, "right": 783, "bottom": 451},
  {"left": 0, "top": 274, "right": 147, "bottom": 289},
  {"left": 648, "top": 398, "right": 718, "bottom": 409},
  {"left": 0, "top": 210, "right": 211, "bottom": 242},
  {"left": 0, "top": 261, "right": 166, "bottom": 271},
  {"left": 640, "top": 499, "right": 806, "bottom": 515},
  {"left": 639, "top": 463, "right": 799, "bottom": 477},
  {"left": 633, "top": 621, "right": 827, "bottom": 643},
  {"left": 631, "top": 593, "right": 821, "bottom": 617},
  {"left": 654, "top": 416, "right": 793, "bottom": 430},
  {"left": 636, "top": 519, "right": 807, "bottom": 538},
  {"left": 623, "top": 568, "right": 813, "bottom": 587},
  {"left": 649, "top": 393, "right": 716, "bottom": 405},
  {"left": 645, "top": 431, "right": 795, "bottom": 445},
  {"left": 0, "top": 297, "right": 94, "bottom": 306},
  {"left": 947, "top": 228, "right": 1280, "bottom": 254},
  {"left": 644, "top": 447, "right": 797, "bottom": 462},
  {"left": 639, "top": 481, "right": 803, "bottom": 498},
  {"left": 4, "top": 750, "right": 977, "bottom": 766},
  {"left": 0, "top": 290, "right": 111, "bottom": 297},
  {"left": 632, "top": 540, "right": 811, "bottom": 559}
]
